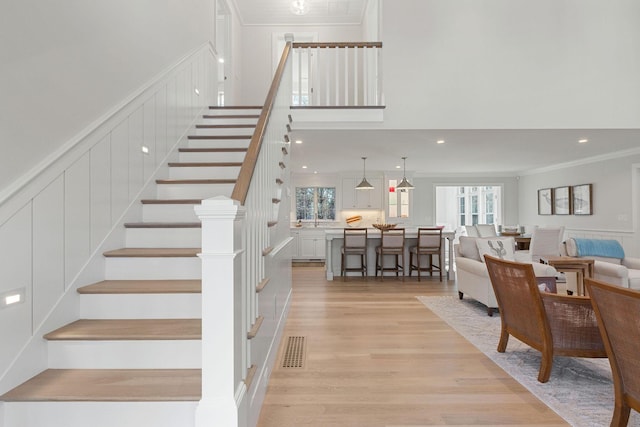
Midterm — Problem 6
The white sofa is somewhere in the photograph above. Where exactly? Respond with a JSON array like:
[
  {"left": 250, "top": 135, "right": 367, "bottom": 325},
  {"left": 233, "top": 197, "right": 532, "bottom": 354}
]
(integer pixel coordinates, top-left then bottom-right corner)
[
  {"left": 563, "top": 237, "right": 640, "bottom": 290},
  {"left": 455, "top": 236, "right": 558, "bottom": 315}
]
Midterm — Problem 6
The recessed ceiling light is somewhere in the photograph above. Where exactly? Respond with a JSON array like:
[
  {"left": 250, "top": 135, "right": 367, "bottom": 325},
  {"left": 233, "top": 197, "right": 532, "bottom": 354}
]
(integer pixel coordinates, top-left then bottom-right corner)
[
  {"left": 302, "top": 165, "right": 307, "bottom": 169},
  {"left": 295, "top": 140, "right": 303, "bottom": 144},
  {"left": 437, "top": 140, "right": 445, "bottom": 144},
  {"left": 578, "top": 139, "right": 588, "bottom": 143}
]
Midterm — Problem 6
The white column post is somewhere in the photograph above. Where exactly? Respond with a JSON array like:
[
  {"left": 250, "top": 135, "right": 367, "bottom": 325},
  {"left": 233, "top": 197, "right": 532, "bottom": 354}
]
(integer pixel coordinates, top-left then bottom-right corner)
[{"left": 195, "top": 196, "right": 246, "bottom": 427}]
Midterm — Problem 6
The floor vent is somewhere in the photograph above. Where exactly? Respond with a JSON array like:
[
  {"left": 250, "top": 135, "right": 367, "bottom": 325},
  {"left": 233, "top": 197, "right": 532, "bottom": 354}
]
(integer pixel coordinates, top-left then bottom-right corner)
[{"left": 281, "top": 336, "right": 306, "bottom": 368}]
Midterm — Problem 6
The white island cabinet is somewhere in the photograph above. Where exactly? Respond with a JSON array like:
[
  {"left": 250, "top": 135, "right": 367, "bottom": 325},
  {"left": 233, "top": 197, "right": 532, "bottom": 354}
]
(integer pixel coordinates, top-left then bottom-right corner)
[{"left": 324, "top": 228, "right": 456, "bottom": 280}]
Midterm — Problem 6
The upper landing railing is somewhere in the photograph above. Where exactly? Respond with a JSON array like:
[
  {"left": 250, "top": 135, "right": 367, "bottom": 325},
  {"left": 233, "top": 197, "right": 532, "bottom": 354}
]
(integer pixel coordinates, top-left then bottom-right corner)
[{"left": 291, "top": 42, "right": 383, "bottom": 107}]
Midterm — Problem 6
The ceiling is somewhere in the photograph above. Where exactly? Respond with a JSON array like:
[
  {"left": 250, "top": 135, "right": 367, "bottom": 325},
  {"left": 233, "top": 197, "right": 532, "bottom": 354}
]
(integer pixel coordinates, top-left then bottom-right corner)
[
  {"left": 289, "top": 128, "right": 640, "bottom": 176},
  {"left": 231, "top": 0, "right": 368, "bottom": 25},
  {"left": 230, "top": 0, "right": 640, "bottom": 176}
]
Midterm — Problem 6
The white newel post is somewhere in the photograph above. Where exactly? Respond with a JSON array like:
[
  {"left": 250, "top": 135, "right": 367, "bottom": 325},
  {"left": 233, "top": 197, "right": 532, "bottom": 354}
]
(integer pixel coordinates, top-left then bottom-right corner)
[{"left": 195, "top": 196, "right": 246, "bottom": 427}]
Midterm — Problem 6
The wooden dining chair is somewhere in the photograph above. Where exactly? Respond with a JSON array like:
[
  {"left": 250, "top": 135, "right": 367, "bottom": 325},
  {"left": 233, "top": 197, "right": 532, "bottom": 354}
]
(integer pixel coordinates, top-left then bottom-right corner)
[
  {"left": 409, "top": 227, "right": 443, "bottom": 281},
  {"left": 341, "top": 227, "right": 368, "bottom": 279},
  {"left": 375, "top": 228, "right": 405, "bottom": 281},
  {"left": 585, "top": 278, "right": 640, "bottom": 427}
]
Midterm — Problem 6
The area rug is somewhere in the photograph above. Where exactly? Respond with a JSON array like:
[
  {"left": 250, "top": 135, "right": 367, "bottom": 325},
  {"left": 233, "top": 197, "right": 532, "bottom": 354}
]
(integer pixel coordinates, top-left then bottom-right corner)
[{"left": 417, "top": 296, "right": 640, "bottom": 427}]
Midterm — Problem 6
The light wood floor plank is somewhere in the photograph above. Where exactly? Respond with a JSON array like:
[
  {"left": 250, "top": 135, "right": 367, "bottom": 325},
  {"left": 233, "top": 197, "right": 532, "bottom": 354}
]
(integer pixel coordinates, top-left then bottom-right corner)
[{"left": 257, "top": 267, "right": 568, "bottom": 427}]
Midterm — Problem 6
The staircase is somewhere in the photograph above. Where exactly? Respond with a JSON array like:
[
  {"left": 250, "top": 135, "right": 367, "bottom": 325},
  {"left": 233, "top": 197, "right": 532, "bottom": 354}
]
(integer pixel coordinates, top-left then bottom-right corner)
[{"left": 0, "top": 107, "right": 262, "bottom": 427}]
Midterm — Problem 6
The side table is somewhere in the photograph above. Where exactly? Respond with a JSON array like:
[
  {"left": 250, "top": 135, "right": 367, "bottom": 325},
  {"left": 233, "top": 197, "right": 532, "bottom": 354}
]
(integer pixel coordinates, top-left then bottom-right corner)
[{"left": 539, "top": 256, "right": 595, "bottom": 296}]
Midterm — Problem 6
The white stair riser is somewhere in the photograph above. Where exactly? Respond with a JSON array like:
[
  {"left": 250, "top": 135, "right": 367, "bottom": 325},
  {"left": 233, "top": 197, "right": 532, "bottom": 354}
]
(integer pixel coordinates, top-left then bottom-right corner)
[
  {"left": 186, "top": 139, "right": 250, "bottom": 149},
  {"left": 169, "top": 166, "right": 241, "bottom": 180},
  {"left": 125, "top": 228, "right": 201, "bottom": 248},
  {"left": 142, "top": 204, "right": 199, "bottom": 222},
  {"left": 48, "top": 340, "right": 201, "bottom": 369},
  {"left": 178, "top": 151, "right": 246, "bottom": 163},
  {"left": 192, "top": 127, "right": 254, "bottom": 136},
  {"left": 105, "top": 257, "right": 201, "bottom": 280},
  {"left": 80, "top": 294, "right": 201, "bottom": 319},
  {"left": 201, "top": 117, "right": 257, "bottom": 125},
  {"left": 156, "top": 183, "right": 234, "bottom": 199},
  {"left": 3, "top": 402, "right": 197, "bottom": 427}
]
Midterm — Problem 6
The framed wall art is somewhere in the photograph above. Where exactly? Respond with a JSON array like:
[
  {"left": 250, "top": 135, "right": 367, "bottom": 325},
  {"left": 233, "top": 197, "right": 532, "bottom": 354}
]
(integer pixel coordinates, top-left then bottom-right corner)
[
  {"left": 554, "top": 186, "right": 571, "bottom": 215},
  {"left": 538, "top": 188, "right": 553, "bottom": 215},
  {"left": 572, "top": 184, "right": 593, "bottom": 215}
]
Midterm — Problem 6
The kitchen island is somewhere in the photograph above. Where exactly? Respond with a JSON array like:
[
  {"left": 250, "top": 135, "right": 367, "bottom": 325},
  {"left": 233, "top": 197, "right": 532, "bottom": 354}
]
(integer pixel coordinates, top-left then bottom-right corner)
[{"left": 324, "top": 228, "right": 456, "bottom": 280}]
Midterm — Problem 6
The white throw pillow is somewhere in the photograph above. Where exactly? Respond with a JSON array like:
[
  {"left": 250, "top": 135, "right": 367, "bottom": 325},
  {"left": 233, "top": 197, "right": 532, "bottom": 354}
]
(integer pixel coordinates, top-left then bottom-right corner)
[
  {"left": 476, "top": 237, "right": 516, "bottom": 263},
  {"left": 458, "top": 236, "right": 481, "bottom": 261}
]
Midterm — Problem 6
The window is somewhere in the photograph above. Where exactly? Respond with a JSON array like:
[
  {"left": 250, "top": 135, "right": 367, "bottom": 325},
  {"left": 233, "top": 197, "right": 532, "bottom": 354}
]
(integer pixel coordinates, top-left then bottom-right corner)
[
  {"left": 437, "top": 185, "right": 502, "bottom": 230},
  {"left": 295, "top": 187, "right": 336, "bottom": 221},
  {"left": 387, "top": 179, "right": 410, "bottom": 218}
]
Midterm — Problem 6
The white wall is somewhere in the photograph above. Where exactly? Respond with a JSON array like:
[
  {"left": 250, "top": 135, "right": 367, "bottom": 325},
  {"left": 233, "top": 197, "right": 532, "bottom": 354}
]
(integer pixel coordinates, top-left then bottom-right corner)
[
  {"left": 0, "top": 0, "right": 216, "bottom": 200},
  {"left": 239, "top": 25, "right": 365, "bottom": 105},
  {"left": 381, "top": 0, "right": 640, "bottom": 129},
  {"left": 518, "top": 152, "right": 640, "bottom": 256}
]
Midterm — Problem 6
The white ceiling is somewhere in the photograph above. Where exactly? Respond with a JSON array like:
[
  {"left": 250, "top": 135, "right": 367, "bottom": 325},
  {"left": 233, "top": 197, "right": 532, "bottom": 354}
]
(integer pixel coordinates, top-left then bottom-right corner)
[
  {"left": 230, "top": 0, "right": 640, "bottom": 176},
  {"left": 289, "top": 128, "right": 640, "bottom": 176},
  {"left": 231, "top": 0, "right": 368, "bottom": 25}
]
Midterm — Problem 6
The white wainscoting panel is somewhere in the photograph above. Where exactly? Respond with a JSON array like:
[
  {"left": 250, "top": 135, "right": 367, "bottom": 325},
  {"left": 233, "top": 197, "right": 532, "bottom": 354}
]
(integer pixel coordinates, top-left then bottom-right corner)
[
  {"left": 128, "top": 106, "right": 145, "bottom": 201},
  {"left": 90, "top": 135, "right": 112, "bottom": 251},
  {"left": 64, "top": 152, "right": 92, "bottom": 289},
  {"left": 0, "top": 204, "right": 33, "bottom": 368},
  {"left": 32, "top": 176, "right": 65, "bottom": 329},
  {"left": 111, "top": 119, "right": 130, "bottom": 224}
]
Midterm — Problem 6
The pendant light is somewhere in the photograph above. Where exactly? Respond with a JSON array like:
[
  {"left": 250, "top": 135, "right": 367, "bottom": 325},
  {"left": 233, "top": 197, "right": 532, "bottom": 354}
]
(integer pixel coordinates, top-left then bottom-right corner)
[
  {"left": 396, "top": 156, "right": 414, "bottom": 190},
  {"left": 355, "top": 157, "right": 374, "bottom": 190}
]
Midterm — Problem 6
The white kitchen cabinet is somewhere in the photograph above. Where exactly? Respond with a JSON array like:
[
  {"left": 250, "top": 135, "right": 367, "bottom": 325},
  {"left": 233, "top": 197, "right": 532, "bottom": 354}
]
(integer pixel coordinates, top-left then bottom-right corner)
[
  {"left": 291, "top": 230, "right": 300, "bottom": 257},
  {"left": 293, "top": 229, "right": 326, "bottom": 259},
  {"left": 341, "top": 177, "right": 383, "bottom": 209}
]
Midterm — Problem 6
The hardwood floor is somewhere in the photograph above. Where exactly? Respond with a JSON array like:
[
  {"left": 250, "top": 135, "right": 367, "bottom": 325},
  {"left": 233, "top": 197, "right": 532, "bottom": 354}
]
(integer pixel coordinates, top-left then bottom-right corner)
[{"left": 257, "top": 266, "right": 568, "bottom": 427}]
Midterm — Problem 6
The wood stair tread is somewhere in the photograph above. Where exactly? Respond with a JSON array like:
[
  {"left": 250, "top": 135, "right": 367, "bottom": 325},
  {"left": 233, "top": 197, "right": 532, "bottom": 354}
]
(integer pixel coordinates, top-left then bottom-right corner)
[
  {"left": 44, "top": 319, "right": 201, "bottom": 341},
  {"left": 140, "top": 199, "right": 202, "bottom": 204},
  {"left": 202, "top": 114, "right": 259, "bottom": 119},
  {"left": 155, "top": 178, "right": 236, "bottom": 184},
  {"left": 124, "top": 222, "right": 201, "bottom": 228},
  {"left": 0, "top": 369, "right": 201, "bottom": 402},
  {"left": 187, "top": 135, "right": 252, "bottom": 140},
  {"left": 167, "top": 162, "right": 243, "bottom": 167},
  {"left": 208, "top": 106, "right": 262, "bottom": 110},
  {"left": 103, "top": 248, "right": 200, "bottom": 257},
  {"left": 78, "top": 280, "right": 201, "bottom": 294},
  {"left": 178, "top": 148, "right": 247, "bottom": 153},
  {"left": 195, "top": 124, "right": 256, "bottom": 129}
]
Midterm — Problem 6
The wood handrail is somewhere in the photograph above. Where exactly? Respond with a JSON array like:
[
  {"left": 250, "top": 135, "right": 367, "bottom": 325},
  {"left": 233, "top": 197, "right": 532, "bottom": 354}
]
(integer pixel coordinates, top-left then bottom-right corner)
[
  {"left": 231, "top": 43, "right": 292, "bottom": 205},
  {"left": 292, "top": 42, "right": 382, "bottom": 49}
]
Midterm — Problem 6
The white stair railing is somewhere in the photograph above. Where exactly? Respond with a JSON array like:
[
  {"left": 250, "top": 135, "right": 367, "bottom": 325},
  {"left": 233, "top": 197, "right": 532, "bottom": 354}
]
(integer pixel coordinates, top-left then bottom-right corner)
[
  {"left": 291, "top": 42, "right": 383, "bottom": 107},
  {"left": 195, "top": 43, "right": 294, "bottom": 427}
]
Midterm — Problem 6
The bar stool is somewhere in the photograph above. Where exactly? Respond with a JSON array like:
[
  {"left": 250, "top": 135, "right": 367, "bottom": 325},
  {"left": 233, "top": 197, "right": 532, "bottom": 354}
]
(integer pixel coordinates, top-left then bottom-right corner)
[
  {"left": 409, "top": 227, "right": 443, "bottom": 281},
  {"left": 341, "top": 228, "right": 368, "bottom": 279},
  {"left": 375, "top": 228, "right": 405, "bottom": 280}
]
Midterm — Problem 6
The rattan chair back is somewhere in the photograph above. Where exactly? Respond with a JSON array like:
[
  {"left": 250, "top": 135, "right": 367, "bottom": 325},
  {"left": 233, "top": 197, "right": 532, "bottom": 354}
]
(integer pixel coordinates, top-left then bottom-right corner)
[
  {"left": 484, "top": 255, "right": 606, "bottom": 383},
  {"left": 586, "top": 278, "right": 640, "bottom": 427}
]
